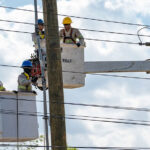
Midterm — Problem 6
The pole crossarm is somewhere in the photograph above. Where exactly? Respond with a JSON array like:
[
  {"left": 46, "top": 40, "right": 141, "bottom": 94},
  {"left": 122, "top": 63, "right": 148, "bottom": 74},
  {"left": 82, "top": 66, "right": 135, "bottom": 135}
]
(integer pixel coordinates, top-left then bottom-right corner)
[{"left": 84, "top": 61, "right": 150, "bottom": 73}]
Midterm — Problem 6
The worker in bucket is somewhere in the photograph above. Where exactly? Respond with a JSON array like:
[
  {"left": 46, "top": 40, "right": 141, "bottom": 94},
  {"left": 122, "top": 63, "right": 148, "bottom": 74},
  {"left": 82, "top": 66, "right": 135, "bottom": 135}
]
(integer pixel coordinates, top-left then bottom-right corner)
[
  {"left": 32, "top": 19, "right": 46, "bottom": 57},
  {"left": 18, "top": 60, "right": 37, "bottom": 92},
  {"left": 0, "top": 81, "right": 6, "bottom": 91},
  {"left": 60, "top": 17, "right": 85, "bottom": 47}
]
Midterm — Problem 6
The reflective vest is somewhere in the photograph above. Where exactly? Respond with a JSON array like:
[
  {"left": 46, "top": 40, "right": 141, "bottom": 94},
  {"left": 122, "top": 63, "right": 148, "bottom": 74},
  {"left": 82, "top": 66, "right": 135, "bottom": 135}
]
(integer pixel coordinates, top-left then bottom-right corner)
[
  {"left": 0, "top": 86, "right": 5, "bottom": 91},
  {"left": 24, "top": 72, "right": 29, "bottom": 80},
  {"left": 60, "top": 28, "right": 85, "bottom": 45},
  {"left": 18, "top": 73, "right": 32, "bottom": 92},
  {"left": 18, "top": 85, "right": 32, "bottom": 91},
  {"left": 39, "top": 31, "right": 45, "bottom": 39}
]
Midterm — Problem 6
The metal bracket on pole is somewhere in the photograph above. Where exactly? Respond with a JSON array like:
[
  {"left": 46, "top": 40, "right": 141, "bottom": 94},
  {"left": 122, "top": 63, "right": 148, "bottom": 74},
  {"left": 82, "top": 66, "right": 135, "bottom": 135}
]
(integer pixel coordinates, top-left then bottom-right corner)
[{"left": 34, "top": 0, "right": 49, "bottom": 150}]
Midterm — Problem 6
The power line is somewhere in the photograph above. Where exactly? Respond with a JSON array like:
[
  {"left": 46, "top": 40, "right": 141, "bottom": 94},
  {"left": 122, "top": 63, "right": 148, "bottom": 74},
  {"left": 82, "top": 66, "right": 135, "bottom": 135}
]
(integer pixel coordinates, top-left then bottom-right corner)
[
  {"left": 84, "top": 38, "right": 138, "bottom": 45},
  {"left": 0, "top": 5, "right": 150, "bottom": 28},
  {"left": 66, "top": 114, "right": 150, "bottom": 123},
  {"left": 2, "top": 96, "right": 150, "bottom": 114},
  {"left": 63, "top": 70, "right": 150, "bottom": 80},
  {"left": 2, "top": 96, "right": 150, "bottom": 116},
  {"left": 0, "top": 5, "right": 36, "bottom": 12},
  {"left": 0, "top": 108, "right": 150, "bottom": 126},
  {"left": 0, "top": 28, "right": 139, "bottom": 45},
  {"left": 59, "top": 13, "right": 150, "bottom": 28},
  {"left": 0, "top": 108, "right": 144, "bottom": 124},
  {"left": 53, "top": 101, "right": 150, "bottom": 112},
  {"left": 78, "top": 27, "right": 150, "bottom": 38},
  {"left": 0, "top": 28, "right": 32, "bottom": 34},
  {"left": 0, "top": 64, "right": 21, "bottom": 68},
  {"left": 0, "top": 19, "right": 35, "bottom": 25},
  {"left": 58, "top": 115, "right": 150, "bottom": 127},
  {"left": 0, "top": 64, "right": 149, "bottom": 81},
  {"left": 1, "top": 19, "right": 150, "bottom": 38},
  {"left": 1, "top": 103, "right": 150, "bottom": 124}
]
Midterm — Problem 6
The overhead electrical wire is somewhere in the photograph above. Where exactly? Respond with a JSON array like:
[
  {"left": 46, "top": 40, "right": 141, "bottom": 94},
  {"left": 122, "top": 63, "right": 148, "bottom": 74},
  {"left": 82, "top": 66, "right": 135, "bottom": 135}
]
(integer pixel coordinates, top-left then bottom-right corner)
[
  {"left": 66, "top": 114, "right": 150, "bottom": 123},
  {"left": 1, "top": 105, "right": 150, "bottom": 125},
  {"left": 0, "top": 108, "right": 150, "bottom": 126},
  {"left": 0, "top": 28, "right": 139, "bottom": 45},
  {"left": 0, "top": 19, "right": 35, "bottom": 25},
  {"left": 52, "top": 101, "right": 150, "bottom": 112},
  {"left": 0, "top": 28, "right": 32, "bottom": 34},
  {"left": 62, "top": 115, "right": 150, "bottom": 126},
  {"left": 0, "top": 5, "right": 150, "bottom": 28},
  {"left": 0, "top": 19, "right": 150, "bottom": 38},
  {"left": 0, "top": 104, "right": 150, "bottom": 126},
  {"left": 0, "top": 64, "right": 149, "bottom": 81},
  {"left": 0, "top": 7, "right": 144, "bottom": 45},
  {"left": 2, "top": 96, "right": 150, "bottom": 113}
]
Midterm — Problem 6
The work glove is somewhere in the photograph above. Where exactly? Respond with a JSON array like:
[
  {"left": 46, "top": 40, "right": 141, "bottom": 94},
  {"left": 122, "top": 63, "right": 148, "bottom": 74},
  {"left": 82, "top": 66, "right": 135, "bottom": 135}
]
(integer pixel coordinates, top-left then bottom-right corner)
[
  {"left": 76, "top": 42, "right": 81, "bottom": 47},
  {"left": 32, "top": 90, "right": 37, "bottom": 95}
]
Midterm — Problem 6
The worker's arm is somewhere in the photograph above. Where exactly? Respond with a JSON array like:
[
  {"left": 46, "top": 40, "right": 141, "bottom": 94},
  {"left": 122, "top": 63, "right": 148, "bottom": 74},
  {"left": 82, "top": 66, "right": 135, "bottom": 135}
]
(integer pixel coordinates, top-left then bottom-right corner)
[{"left": 75, "top": 29, "right": 85, "bottom": 46}]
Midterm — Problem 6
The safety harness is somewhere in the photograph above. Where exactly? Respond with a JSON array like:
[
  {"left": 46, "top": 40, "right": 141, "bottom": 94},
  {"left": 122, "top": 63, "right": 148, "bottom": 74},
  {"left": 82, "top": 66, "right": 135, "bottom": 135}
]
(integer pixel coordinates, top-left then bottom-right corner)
[
  {"left": 39, "top": 30, "right": 45, "bottom": 39},
  {"left": 63, "top": 29, "right": 76, "bottom": 44}
]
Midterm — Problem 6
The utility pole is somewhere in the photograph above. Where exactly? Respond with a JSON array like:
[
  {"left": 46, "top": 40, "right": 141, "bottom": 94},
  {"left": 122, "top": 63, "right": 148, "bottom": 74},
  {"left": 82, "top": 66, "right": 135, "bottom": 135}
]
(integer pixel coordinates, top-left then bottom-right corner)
[{"left": 42, "top": 0, "right": 67, "bottom": 150}]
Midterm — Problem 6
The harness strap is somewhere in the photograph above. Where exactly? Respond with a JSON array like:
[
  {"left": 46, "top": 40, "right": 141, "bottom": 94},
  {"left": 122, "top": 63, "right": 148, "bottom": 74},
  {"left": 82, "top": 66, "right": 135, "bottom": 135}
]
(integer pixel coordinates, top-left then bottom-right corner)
[
  {"left": 39, "top": 31, "right": 45, "bottom": 39},
  {"left": 24, "top": 73, "right": 30, "bottom": 80},
  {"left": 63, "top": 29, "right": 76, "bottom": 44}
]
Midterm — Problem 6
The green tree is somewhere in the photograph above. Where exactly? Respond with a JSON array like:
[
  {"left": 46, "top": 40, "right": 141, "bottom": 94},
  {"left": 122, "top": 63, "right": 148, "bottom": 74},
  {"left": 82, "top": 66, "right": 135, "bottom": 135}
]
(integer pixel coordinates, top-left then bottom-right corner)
[{"left": 2, "top": 135, "right": 78, "bottom": 150}]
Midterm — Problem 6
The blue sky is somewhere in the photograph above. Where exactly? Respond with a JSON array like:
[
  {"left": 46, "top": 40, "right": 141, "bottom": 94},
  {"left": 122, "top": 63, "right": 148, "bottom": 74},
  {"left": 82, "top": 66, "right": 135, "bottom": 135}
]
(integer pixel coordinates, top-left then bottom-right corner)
[{"left": 1, "top": 0, "right": 150, "bottom": 149}]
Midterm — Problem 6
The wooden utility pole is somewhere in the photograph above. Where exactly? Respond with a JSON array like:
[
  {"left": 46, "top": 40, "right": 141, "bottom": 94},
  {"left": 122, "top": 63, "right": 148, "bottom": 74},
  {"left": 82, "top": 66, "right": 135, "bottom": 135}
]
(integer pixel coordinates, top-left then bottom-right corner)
[{"left": 42, "top": 0, "right": 67, "bottom": 150}]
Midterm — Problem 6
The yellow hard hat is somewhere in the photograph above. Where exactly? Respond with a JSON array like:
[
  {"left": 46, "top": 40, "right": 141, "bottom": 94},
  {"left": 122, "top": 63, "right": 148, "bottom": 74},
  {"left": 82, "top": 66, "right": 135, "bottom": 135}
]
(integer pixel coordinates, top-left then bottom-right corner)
[{"left": 62, "top": 17, "right": 72, "bottom": 24}]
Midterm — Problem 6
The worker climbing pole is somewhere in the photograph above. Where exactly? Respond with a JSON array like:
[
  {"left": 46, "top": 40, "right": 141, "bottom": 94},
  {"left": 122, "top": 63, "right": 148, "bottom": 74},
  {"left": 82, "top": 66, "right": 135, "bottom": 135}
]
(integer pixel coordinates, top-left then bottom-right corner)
[{"left": 34, "top": 0, "right": 49, "bottom": 150}]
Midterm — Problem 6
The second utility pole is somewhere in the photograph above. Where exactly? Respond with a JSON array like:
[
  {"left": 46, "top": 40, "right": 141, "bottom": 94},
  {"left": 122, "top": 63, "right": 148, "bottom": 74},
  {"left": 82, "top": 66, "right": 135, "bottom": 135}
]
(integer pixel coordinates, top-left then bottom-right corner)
[{"left": 42, "top": 0, "right": 67, "bottom": 150}]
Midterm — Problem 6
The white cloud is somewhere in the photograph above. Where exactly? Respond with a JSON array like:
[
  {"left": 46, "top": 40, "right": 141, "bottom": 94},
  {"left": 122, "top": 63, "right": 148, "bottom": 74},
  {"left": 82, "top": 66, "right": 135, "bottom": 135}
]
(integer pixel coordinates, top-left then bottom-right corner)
[
  {"left": 104, "top": 0, "right": 150, "bottom": 16},
  {"left": 105, "top": 0, "right": 123, "bottom": 10}
]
